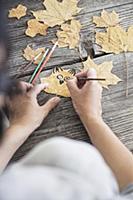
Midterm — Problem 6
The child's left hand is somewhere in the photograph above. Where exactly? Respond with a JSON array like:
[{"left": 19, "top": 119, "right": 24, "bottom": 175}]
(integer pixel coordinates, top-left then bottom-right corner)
[
  {"left": 0, "top": 82, "right": 61, "bottom": 173},
  {"left": 5, "top": 81, "right": 60, "bottom": 143}
]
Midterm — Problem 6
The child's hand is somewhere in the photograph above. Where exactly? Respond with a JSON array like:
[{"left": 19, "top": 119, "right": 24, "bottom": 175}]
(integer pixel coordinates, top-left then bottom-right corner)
[
  {"left": 0, "top": 82, "right": 60, "bottom": 172},
  {"left": 6, "top": 82, "right": 60, "bottom": 136},
  {"left": 67, "top": 69, "right": 103, "bottom": 124}
]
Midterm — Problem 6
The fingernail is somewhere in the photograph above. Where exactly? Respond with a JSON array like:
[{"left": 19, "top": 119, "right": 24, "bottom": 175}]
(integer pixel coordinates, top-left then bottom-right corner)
[{"left": 89, "top": 68, "right": 96, "bottom": 73}]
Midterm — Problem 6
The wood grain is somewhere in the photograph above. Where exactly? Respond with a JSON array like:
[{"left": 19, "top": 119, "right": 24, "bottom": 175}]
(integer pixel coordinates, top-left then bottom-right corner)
[
  {"left": 11, "top": 52, "right": 133, "bottom": 161},
  {"left": 6, "top": 0, "right": 133, "bottom": 76},
  {"left": 4, "top": 0, "right": 133, "bottom": 161}
]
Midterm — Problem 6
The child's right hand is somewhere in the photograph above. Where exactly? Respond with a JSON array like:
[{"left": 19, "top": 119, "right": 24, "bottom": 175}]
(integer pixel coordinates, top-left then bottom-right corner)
[{"left": 67, "top": 69, "right": 103, "bottom": 124}]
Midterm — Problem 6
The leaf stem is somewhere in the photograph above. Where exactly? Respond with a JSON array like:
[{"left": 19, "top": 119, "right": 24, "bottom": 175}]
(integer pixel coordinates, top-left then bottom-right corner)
[{"left": 124, "top": 52, "right": 128, "bottom": 97}]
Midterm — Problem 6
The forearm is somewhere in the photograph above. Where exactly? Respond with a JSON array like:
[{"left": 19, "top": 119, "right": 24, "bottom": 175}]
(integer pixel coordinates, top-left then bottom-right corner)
[
  {"left": 0, "top": 125, "right": 32, "bottom": 173},
  {"left": 0, "top": 138, "right": 17, "bottom": 174},
  {"left": 82, "top": 116, "right": 133, "bottom": 190}
]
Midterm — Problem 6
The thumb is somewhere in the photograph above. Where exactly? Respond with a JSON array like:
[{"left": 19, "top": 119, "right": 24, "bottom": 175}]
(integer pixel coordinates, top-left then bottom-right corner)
[
  {"left": 42, "top": 97, "right": 61, "bottom": 116},
  {"left": 87, "top": 68, "right": 97, "bottom": 78}
]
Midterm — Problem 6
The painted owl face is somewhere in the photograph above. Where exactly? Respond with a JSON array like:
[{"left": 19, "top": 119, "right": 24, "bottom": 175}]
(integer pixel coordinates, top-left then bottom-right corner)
[{"left": 41, "top": 67, "right": 76, "bottom": 97}]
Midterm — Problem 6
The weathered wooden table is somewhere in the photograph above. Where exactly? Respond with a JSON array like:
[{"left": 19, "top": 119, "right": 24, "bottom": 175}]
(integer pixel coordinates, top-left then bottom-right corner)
[{"left": 5, "top": 0, "right": 133, "bottom": 161}]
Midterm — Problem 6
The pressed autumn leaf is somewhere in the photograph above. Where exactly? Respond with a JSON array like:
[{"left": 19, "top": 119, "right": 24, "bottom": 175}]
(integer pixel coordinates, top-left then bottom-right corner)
[
  {"left": 93, "top": 10, "right": 120, "bottom": 27},
  {"left": 25, "top": 19, "right": 48, "bottom": 37},
  {"left": 54, "top": 20, "right": 82, "bottom": 49},
  {"left": 128, "top": 26, "right": 133, "bottom": 51},
  {"left": 8, "top": 4, "right": 27, "bottom": 19},
  {"left": 41, "top": 67, "right": 75, "bottom": 97},
  {"left": 23, "top": 45, "right": 45, "bottom": 64},
  {"left": 32, "top": 0, "right": 81, "bottom": 27},
  {"left": 83, "top": 57, "right": 121, "bottom": 88},
  {"left": 96, "top": 25, "right": 133, "bottom": 54}
]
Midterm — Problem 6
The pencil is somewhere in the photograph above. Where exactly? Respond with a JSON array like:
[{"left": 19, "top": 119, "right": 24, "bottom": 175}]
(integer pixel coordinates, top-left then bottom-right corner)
[
  {"left": 29, "top": 49, "right": 49, "bottom": 84},
  {"left": 24, "top": 52, "right": 43, "bottom": 71},
  {"left": 32, "top": 41, "right": 58, "bottom": 84},
  {"left": 15, "top": 52, "right": 43, "bottom": 79}
]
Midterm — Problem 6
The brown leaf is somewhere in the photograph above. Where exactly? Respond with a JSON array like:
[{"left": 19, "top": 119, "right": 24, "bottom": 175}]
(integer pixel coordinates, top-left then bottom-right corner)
[
  {"left": 96, "top": 25, "right": 133, "bottom": 54},
  {"left": 8, "top": 4, "right": 27, "bottom": 20},
  {"left": 23, "top": 45, "right": 45, "bottom": 64},
  {"left": 32, "top": 0, "right": 81, "bottom": 27},
  {"left": 25, "top": 19, "right": 48, "bottom": 37},
  {"left": 41, "top": 67, "right": 75, "bottom": 97},
  {"left": 83, "top": 57, "right": 121, "bottom": 88},
  {"left": 93, "top": 10, "right": 120, "bottom": 28},
  {"left": 54, "top": 20, "right": 81, "bottom": 49}
]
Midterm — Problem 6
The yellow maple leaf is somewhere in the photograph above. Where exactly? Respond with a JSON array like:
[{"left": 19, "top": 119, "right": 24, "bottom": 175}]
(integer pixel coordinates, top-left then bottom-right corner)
[
  {"left": 23, "top": 45, "right": 45, "bottom": 64},
  {"left": 128, "top": 26, "right": 133, "bottom": 51},
  {"left": 8, "top": 4, "right": 27, "bottom": 20},
  {"left": 25, "top": 19, "right": 48, "bottom": 37},
  {"left": 93, "top": 10, "right": 120, "bottom": 28},
  {"left": 41, "top": 67, "right": 75, "bottom": 97},
  {"left": 54, "top": 20, "right": 82, "bottom": 49},
  {"left": 96, "top": 25, "right": 133, "bottom": 54},
  {"left": 83, "top": 57, "right": 121, "bottom": 88},
  {"left": 32, "top": 0, "right": 81, "bottom": 27}
]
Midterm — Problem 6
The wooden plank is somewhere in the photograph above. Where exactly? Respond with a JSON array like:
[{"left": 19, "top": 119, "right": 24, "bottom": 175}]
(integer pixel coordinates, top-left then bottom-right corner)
[
  {"left": 4, "top": 0, "right": 133, "bottom": 77},
  {"left": 79, "top": 0, "right": 133, "bottom": 56},
  {"left": 11, "top": 52, "right": 133, "bottom": 161}
]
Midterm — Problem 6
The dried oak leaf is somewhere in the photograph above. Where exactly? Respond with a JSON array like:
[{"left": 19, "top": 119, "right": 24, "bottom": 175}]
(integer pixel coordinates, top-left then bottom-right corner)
[
  {"left": 96, "top": 25, "right": 133, "bottom": 54},
  {"left": 93, "top": 10, "right": 120, "bottom": 27},
  {"left": 83, "top": 57, "right": 121, "bottom": 88},
  {"left": 41, "top": 67, "right": 75, "bottom": 97},
  {"left": 55, "top": 20, "right": 82, "bottom": 49},
  {"left": 23, "top": 45, "right": 45, "bottom": 64},
  {"left": 32, "top": 0, "right": 81, "bottom": 27},
  {"left": 25, "top": 19, "right": 48, "bottom": 37},
  {"left": 8, "top": 4, "right": 27, "bottom": 20}
]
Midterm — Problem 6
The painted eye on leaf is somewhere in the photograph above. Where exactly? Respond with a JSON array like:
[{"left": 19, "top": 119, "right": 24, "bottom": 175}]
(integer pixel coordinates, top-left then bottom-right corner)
[
  {"left": 64, "top": 76, "right": 71, "bottom": 81},
  {"left": 41, "top": 68, "right": 76, "bottom": 97},
  {"left": 57, "top": 74, "right": 64, "bottom": 85}
]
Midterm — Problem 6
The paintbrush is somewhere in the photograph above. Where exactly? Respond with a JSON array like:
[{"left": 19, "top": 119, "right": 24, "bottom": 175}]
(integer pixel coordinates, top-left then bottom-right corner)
[
  {"left": 65, "top": 77, "right": 106, "bottom": 81},
  {"left": 77, "top": 77, "right": 106, "bottom": 81}
]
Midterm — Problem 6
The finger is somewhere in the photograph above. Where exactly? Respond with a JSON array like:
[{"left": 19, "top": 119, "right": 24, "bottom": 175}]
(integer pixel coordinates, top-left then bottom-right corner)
[
  {"left": 19, "top": 81, "right": 33, "bottom": 93},
  {"left": 66, "top": 77, "right": 79, "bottom": 93},
  {"left": 28, "top": 83, "right": 49, "bottom": 97},
  {"left": 76, "top": 70, "right": 97, "bottom": 89},
  {"left": 75, "top": 70, "right": 88, "bottom": 78},
  {"left": 83, "top": 68, "right": 97, "bottom": 89},
  {"left": 87, "top": 68, "right": 97, "bottom": 79},
  {"left": 75, "top": 71, "right": 88, "bottom": 89},
  {"left": 42, "top": 97, "right": 61, "bottom": 116}
]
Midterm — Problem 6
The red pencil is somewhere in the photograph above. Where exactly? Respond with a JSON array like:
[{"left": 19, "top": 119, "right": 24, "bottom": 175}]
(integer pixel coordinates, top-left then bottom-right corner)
[{"left": 32, "top": 42, "right": 58, "bottom": 84}]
